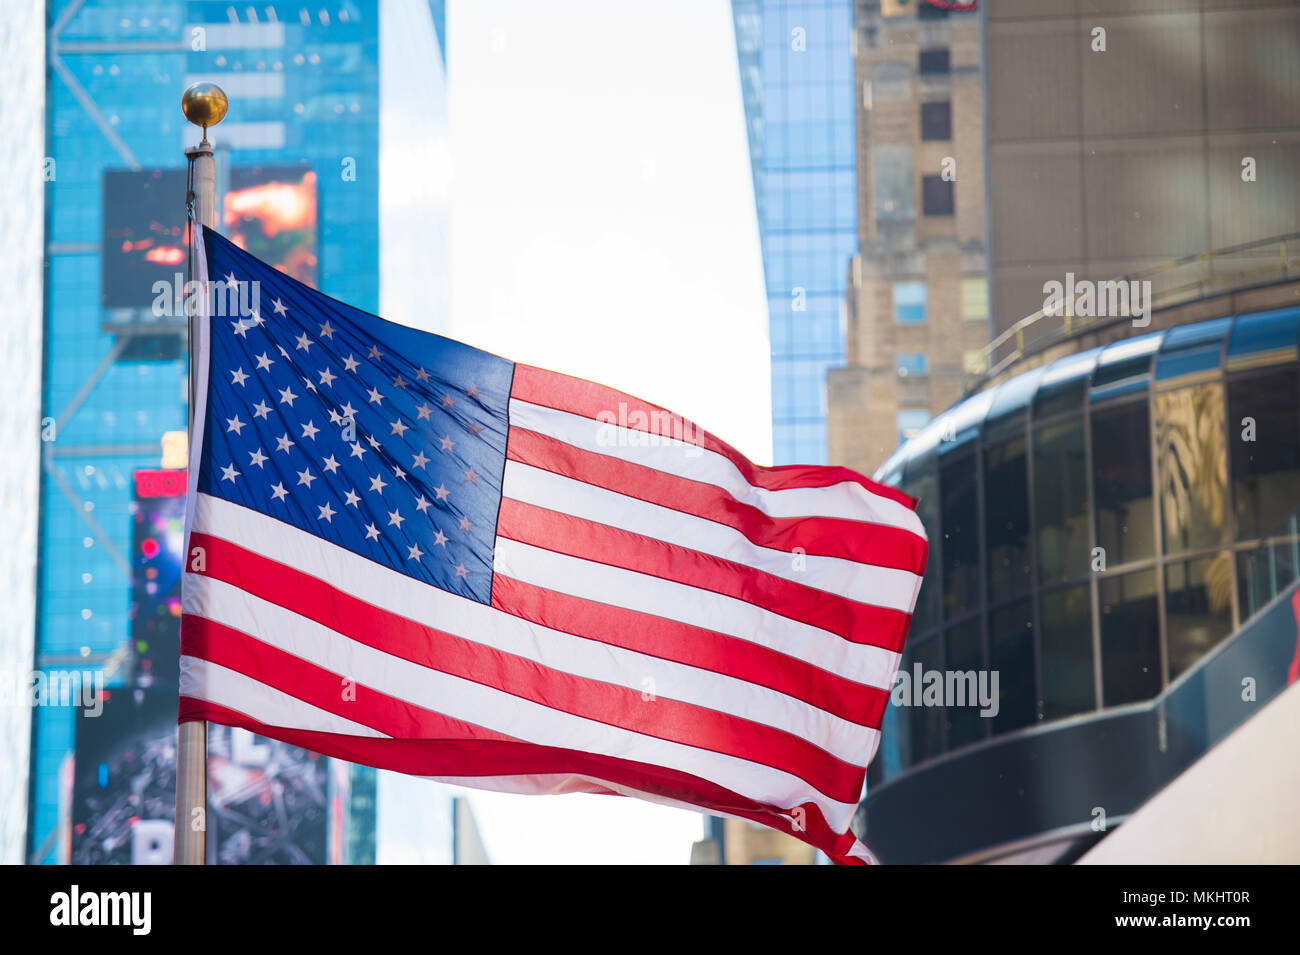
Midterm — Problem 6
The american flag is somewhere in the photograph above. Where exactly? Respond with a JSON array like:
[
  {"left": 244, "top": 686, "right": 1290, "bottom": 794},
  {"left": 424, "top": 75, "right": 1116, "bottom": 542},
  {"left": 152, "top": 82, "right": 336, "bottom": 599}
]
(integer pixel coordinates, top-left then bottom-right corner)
[{"left": 181, "top": 225, "right": 928, "bottom": 864}]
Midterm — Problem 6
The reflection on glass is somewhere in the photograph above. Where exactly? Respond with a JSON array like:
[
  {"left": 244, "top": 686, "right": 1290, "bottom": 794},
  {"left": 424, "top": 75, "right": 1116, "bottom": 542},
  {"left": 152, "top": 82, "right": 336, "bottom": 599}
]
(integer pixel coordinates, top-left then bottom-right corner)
[
  {"left": 1228, "top": 368, "right": 1300, "bottom": 541},
  {"left": 1165, "top": 554, "right": 1234, "bottom": 681},
  {"left": 1156, "top": 384, "right": 1228, "bottom": 555},
  {"left": 1099, "top": 570, "right": 1162, "bottom": 707},
  {"left": 943, "top": 619, "right": 984, "bottom": 750},
  {"left": 989, "top": 601, "right": 1035, "bottom": 734},
  {"left": 1093, "top": 401, "right": 1155, "bottom": 566},
  {"left": 1033, "top": 416, "right": 1089, "bottom": 583},
  {"left": 1039, "top": 585, "right": 1095, "bottom": 720},
  {"left": 940, "top": 451, "right": 980, "bottom": 620},
  {"left": 910, "top": 636, "right": 943, "bottom": 766},
  {"left": 985, "top": 437, "right": 1031, "bottom": 603},
  {"left": 1236, "top": 532, "right": 1300, "bottom": 621}
]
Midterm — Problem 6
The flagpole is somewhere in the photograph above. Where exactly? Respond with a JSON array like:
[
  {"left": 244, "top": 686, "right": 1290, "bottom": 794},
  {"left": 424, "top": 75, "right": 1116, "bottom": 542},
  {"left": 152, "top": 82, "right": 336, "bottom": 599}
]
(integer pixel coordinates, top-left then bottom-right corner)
[{"left": 176, "top": 82, "right": 227, "bottom": 866}]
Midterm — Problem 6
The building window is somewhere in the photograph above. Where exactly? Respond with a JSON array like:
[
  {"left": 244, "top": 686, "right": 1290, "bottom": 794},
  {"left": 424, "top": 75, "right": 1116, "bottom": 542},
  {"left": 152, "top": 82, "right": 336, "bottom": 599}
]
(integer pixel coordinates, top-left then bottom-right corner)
[
  {"left": 961, "top": 278, "right": 988, "bottom": 321},
  {"left": 1034, "top": 415, "right": 1089, "bottom": 583},
  {"left": 897, "top": 352, "right": 928, "bottom": 377},
  {"left": 1099, "top": 570, "right": 1162, "bottom": 707},
  {"left": 963, "top": 350, "right": 986, "bottom": 376},
  {"left": 943, "top": 618, "right": 984, "bottom": 749},
  {"left": 917, "top": 0, "right": 950, "bottom": 20},
  {"left": 894, "top": 281, "right": 927, "bottom": 323},
  {"left": 918, "top": 47, "right": 950, "bottom": 75},
  {"left": 873, "top": 145, "right": 915, "bottom": 221},
  {"left": 990, "top": 601, "right": 1036, "bottom": 735},
  {"left": 1039, "top": 585, "right": 1095, "bottom": 720},
  {"left": 1165, "top": 554, "right": 1234, "bottom": 682},
  {"left": 898, "top": 408, "right": 931, "bottom": 443},
  {"left": 920, "top": 101, "right": 951, "bottom": 141},
  {"left": 922, "top": 175, "right": 955, "bottom": 216},
  {"left": 1228, "top": 367, "right": 1300, "bottom": 541},
  {"left": 1092, "top": 400, "right": 1155, "bottom": 566}
]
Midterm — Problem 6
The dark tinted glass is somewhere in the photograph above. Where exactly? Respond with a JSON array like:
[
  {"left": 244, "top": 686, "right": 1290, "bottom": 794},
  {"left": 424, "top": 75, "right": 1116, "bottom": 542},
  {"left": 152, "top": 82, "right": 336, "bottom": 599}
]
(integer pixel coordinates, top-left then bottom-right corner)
[
  {"left": 989, "top": 601, "right": 1035, "bottom": 734},
  {"left": 1227, "top": 368, "right": 1300, "bottom": 540},
  {"left": 940, "top": 451, "right": 980, "bottom": 619},
  {"left": 1033, "top": 416, "right": 1089, "bottom": 582},
  {"left": 1237, "top": 537, "right": 1300, "bottom": 621},
  {"left": 1165, "top": 554, "right": 1234, "bottom": 680},
  {"left": 904, "top": 459, "right": 941, "bottom": 633},
  {"left": 943, "top": 618, "right": 984, "bottom": 750},
  {"left": 1099, "top": 570, "right": 1162, "bottom": 707},
  {"left": 984, "top": 436, "right": 1031, "bottom": 602},
  {"left": 920, "top": 101, "right": 951, "bottom": 141},
  {"left": 918, "top": 48, "right": 950, "bottom": 74},
  {"left": 1093, "top": 401, "right": 1154, "bottom": 566},
  {"left": 910, "top": 635, "right": 944, "bottom": 765},
  {"left": 921, "top": 175, "right": 954, "bottom": 215},
  {"left": 1039, "top": 584, "right": 1095, "bottom": 720}
]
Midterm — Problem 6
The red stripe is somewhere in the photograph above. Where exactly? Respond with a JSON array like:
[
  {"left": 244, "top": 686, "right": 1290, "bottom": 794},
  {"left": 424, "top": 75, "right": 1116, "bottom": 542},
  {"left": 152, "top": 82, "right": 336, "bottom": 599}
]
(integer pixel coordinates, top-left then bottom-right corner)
[
  {"left": 179, "top": 697, "right": 870, "bottom": 865},
  {"left": 507, "top": 425, "right": 927, "bottom": 573},
  {"left": 511, "top": 362, "right": 916, "bottom": 506},
  {"left": 496, "top": 498, "right": 913, "bottom": 652},
  {"left": 188, "top": 531, "right": 868, "bottom": 801},
  {"left": 491, "top": 573, "right": 890, "bottom": 728},
  {"left": 182, "top": 614, "right": 515, "bottom": 745}
]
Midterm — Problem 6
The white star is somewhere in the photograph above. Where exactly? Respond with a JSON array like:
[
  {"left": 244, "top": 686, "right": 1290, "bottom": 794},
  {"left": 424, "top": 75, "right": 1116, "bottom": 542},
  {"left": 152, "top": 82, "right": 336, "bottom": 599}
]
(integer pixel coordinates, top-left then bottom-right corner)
[
  {"left": 277, "top": 345, "right": 291, "bottom": 360},
  {"left": 412, "top": 451, "right": 430, "bottom": 469},
  {"left": 295, "top": 333, "right": 313, "bottom": 353},
  {"left": 303, "top": 377, "right": 318, "bottom": 393},
  {"left": 349, "top": 442, "right": 367, "bottom": 461},
  {"left": 220, "top": 463, "right": 240, "bottom": 483},
  {"left": 387, "top": 508, "right": 405, "bottom": 529},
  {"left": 318, "top": 367, "right": 337, "bottom": 387},
  {"left": 300, "top": 420, "right": 320, "bottom": 440},
  {"left": 392, "top": 375, "right": 407, "bottom": 390},
  {"left": 393, "top": 466, "right": 407, "bottom": 481},
  {"left": 297, "top": 468, "right": 316, "bottom": 488},
  {"left": 433, "top": 483, "right": 450, "bottom": 501},
  {"left": 414, "top": 495, "right": 431, "bottom": 513},
  {"left": 467, "top": 422, "right": 483, "bottom": 437},
  {"left": 270, "top": 482, "right": 289, "bottom": 502},
  {"left": 458, "top": 516, "right": 473, "bottom": 532},
  {"left": 327, "top": 408, "right": 343, "bottom": 426},
  {"left": 415, "top": 367, "right": 431, "bottom": 383},
  {"left": 366, "top": 386, "right": 384, "bottom": 406},
  {"left": 367, "top": 434, "right": 381, "bottom": 450},
  {"left": 225, "top": 272, "right": 238, "bottom": 286},
  {"left": 317, "top": 501, "right": 336, "bottom": 522},
  {"left": 278, "top": 386, "right": 298, "bottom": 406},
  {"left": 252, "top": 400, "right": 272, "bottom": 420},
  {"left": 368, "top": 345, "right": 384, "bottom": 360},
  {"left": 248, "top": 310, "right": 264, "bottom": 327},
  {"left": 369, "top": 474, "right": 388, "bottom": 495},
  {"left": 416, "top": 403, "right": 434, "bottom": 421},
  {"left": 438, "top": 435, "right": 454, "bottom": 452},
  {"left": 339, "top": 401, "right": 358, "bottom": 419},
  {"left": 432, "top": 528, "right": 448, "bottom": 547},
  {"left": 344, "top": 488, "right": 361, "bottom": 507},
  {"left": 441, "top": 394, "right": 456, "bottom": 408},
  {"left": 454, "top": 563, "right": 468, "bottom": 579},
  {"left": 407, "top": 542, "right": 423, "bottom": 562},
  {"left": 232, "top": 319, "right": 250, "bottom": 338},
  {"left": 466, "top": 383, "right": 480, "bottom": 399},
  {"left": 463, "top": 466, "right": 479, "bottom": 484},
  {"left": 231, "top": 367, "right": 249, "bottom": 386},
  {"left": 272, "top": 298, "right": 287, "bottom": 316},
  {"left": 390, "top": 419, "right": 409, "bottom": 438},
  {"left": 226, "top": 415, "right": 246, "bottom": 435},
  {"left": 276, "top": 433, "right": 295, "bottom": 454},
  {"left": 319, "top": 321, "right": 336, "bottom": 339},
  {"left": 343, "top": 354, "right": 360, "bottom": 373},
  {"left": 364, "top": 523, "right": 381, "bottom": 541},
  {"left": 322, "top": 454, "right": 340, "bottom": 474},
  {"left": 248, "top": 448, "right": 268, "bottom": 468},
  {"left": 255, "top": 352, "right": 275, "bottom": 371}
]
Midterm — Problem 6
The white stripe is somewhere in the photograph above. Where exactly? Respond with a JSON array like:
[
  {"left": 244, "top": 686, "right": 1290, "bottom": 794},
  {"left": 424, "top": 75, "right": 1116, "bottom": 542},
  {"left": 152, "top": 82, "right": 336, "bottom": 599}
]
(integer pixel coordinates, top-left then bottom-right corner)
[
  {"left": 182, "top": 573, "right": 859, "bottom": 829},
  {"left": 180, "top": 656, "right": 386, "bottom": 738},
  {"left": 508, "top": 397, "right": 927, "bottom": 538},
  {"left": 494, "top": 537, "right": 900, "bottom": 691},
  {"left": 502, "top": 459, "right": 921, "bottom": 612}
]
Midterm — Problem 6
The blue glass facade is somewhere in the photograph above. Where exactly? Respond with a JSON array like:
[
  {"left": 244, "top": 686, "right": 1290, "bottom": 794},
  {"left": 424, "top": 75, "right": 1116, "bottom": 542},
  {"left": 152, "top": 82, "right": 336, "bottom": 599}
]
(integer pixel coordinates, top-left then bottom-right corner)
[
  {"left": 30, "top": 0, "right": 444, "bottom": 863},
  {"left": 731, "top": 0, "right": 858, "bottom": 465}
]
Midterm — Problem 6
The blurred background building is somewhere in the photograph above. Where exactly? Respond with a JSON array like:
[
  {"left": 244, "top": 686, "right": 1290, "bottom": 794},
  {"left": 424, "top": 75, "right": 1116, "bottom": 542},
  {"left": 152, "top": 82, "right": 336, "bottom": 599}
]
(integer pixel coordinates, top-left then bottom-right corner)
[
  {"left": 731, "top": 0, "right": 858, "bottom": 465},
  {"left": 829, "top": 0, "right": 988, "bottom": 478},
  {"left": 849, "top": 0, "right": 1300, "bottom": 864},
  {"left": 25, "top": 0, "right": 451, "bottom": 865}
]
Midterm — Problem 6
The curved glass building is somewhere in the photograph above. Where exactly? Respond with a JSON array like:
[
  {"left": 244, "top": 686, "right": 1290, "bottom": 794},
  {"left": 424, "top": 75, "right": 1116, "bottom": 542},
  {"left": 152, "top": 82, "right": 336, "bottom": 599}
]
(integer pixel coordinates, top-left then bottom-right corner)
[{"left": 862, "top": 303, "right": 1300, "bottom": 863}]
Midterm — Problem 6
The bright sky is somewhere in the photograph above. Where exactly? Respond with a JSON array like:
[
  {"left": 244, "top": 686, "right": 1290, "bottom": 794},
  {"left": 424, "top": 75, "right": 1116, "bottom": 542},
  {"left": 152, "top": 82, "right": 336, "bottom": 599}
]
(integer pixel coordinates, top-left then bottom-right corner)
[{"left": 427, "top": 0, "right": 770, "bottom": 864}]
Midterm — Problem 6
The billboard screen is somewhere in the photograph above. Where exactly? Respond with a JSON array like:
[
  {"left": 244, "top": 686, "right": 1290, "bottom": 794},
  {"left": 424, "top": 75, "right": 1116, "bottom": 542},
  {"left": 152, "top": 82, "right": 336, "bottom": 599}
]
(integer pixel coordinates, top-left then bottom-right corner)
[
  {"left": 101, "top": 163, "right": 318, "bottom": 317},
  {"left": 128, "top": 469, "right": 187, "bottom": 688}
]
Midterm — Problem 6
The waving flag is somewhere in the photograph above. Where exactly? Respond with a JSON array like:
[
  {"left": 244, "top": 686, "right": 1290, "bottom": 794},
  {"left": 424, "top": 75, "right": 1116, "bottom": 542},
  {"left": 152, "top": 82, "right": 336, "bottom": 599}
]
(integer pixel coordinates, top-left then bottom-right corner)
[{"left": 181, "top": 225, "right": 928, "bottom": 864}]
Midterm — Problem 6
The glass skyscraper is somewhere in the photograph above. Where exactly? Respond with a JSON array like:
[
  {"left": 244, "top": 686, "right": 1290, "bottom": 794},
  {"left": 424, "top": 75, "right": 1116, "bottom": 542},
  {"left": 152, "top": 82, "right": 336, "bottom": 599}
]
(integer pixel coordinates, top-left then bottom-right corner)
[
  {"left": 28, "top": 0, "right": 446, "bottom": 864},
  {"left": 731, "top": 0, "right": 857, "bottom": 465}
]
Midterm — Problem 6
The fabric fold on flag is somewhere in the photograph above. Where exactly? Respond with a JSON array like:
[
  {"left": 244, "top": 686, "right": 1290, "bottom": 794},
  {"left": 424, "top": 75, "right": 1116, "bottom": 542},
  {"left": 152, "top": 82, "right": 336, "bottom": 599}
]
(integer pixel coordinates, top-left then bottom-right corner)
[{"left": 180, "top": 225, "right": 928, "bottom": 865}]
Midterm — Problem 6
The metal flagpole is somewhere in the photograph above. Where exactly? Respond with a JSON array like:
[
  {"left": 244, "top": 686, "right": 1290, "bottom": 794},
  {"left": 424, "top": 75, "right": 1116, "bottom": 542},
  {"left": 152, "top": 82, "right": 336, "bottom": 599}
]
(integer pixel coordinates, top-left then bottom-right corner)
[{"left": 176, "top": 82, "right": 227, "bottom": 865}]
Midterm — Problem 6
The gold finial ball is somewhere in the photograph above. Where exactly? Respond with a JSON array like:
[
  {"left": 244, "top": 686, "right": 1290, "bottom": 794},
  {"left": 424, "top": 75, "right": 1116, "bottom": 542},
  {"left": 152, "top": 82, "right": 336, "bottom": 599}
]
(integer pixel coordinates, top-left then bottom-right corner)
[{"left": 181, "top": 82, "right": 229, "bottom": 131}]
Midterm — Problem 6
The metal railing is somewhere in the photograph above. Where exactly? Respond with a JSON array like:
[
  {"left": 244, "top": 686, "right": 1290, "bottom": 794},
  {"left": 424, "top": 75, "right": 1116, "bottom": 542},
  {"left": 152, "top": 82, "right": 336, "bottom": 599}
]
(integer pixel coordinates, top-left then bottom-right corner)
[{"left": 965, "top": 232, "right": 1300, "bottom": 394}]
